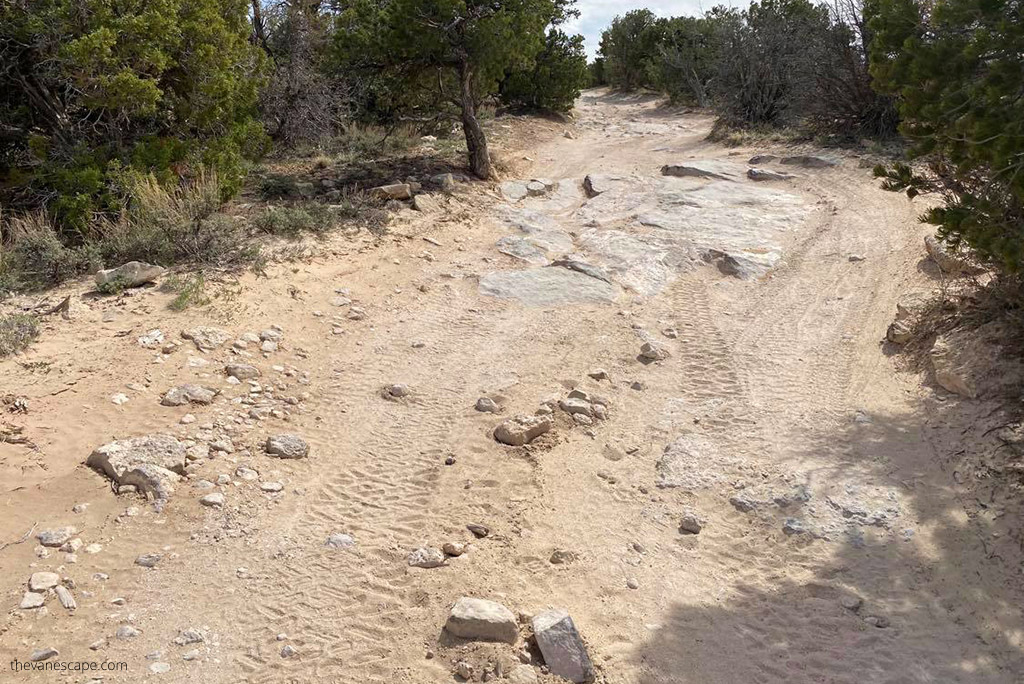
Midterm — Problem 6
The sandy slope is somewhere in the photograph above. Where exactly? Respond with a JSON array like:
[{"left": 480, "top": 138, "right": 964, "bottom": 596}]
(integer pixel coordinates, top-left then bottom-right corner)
[{"left": 1, "top": 90, "right": 1022, "bottom": 684}]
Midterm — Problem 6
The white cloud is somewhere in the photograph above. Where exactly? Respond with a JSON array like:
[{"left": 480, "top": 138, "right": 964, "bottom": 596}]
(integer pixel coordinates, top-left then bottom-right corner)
[{"left": 566, "top": 0, "right": 746, "bottom": 59}]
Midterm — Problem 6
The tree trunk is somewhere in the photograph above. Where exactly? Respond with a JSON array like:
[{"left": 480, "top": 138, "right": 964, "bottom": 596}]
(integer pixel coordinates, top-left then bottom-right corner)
[{"left": 457, "top": 60, "right": 492, "bottom": 180}]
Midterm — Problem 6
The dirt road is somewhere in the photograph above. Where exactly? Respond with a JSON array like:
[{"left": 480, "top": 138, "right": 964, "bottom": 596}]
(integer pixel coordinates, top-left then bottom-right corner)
[{"left": 2, "top": 91, "right": 1022, "bottom": 683}]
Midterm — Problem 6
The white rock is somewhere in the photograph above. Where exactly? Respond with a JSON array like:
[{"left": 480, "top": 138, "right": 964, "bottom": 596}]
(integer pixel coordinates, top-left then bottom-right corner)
[
  {"left": 20, "top": 592, "right": 45, "bottom": 609},
  {"left": 199, "top": 493, "right": 225, "bottom": 508},
  {"left": 445, "top": 597, "right": 518, "bottom": 644},
  {"left": 407, "top": 547, "right": 446, "bottom": 568},
  {"left": 28, "top": 572, "right": 60, "bottom": 591},
  {"left": 96, "top": 261, "right": 165, "bottom": 289},
  {"left": 265, "top": 434, "right": 309, "bottom": 459},
  {"left": 493, "top": 415, "right": 553, "bottom": 446}
]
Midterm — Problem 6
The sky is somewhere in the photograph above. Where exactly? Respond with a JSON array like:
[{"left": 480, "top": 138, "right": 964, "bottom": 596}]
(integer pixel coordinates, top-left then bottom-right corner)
[{"left": 566, "top": 1, "right": 738, "bottom": 59}]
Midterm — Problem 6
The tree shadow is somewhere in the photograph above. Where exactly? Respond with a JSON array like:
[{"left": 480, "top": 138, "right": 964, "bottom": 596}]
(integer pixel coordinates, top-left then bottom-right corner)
[{"left": 632, "top": 395, "right": 1024, "bottom": 683}]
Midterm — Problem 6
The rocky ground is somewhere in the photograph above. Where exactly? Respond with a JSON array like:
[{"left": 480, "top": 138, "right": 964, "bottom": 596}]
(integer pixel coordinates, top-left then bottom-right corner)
[{"left": 1, "top": 90, "right": 1023, "bottom": 684}]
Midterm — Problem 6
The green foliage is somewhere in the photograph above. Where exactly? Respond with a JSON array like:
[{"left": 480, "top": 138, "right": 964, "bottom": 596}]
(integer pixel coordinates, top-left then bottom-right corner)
[
  {"left": 598, "top": 9, "right": 664, "bottom": 91},
  {"left": 163, "top": 274, "right": 211, "bottom": 311},
  {"left": 0, "top": 0, "right": 267, "bottom": 232},
  {"left": 501, "top": 30, "right": 589, "bottom": 112},
  {"left": 0, "top": 314, "right": 39, "bottom": 357},
  {"left": 869, "top": 0, "right": 1024, "bottom": 272},
  {"left": 588, "top": 58, "right": 607, "bottom": 87},
  {"left": 333, "top": 0, "right": 577, "bottom": 177},
  {"left": 253, "top": 204, "right": 349, "bottom": 239},
  {"left": 652, "top": 15, "right": 723, "bottom": 106}
]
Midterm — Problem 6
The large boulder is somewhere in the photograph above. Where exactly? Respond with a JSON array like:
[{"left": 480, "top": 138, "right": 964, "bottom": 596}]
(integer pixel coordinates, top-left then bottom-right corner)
[
  {"left": 87, "top": 434, "right": 186, "bottom": 500},
  {"left": 445, "top": 597, "right": 518, "bottom": 644},
  {"left": 494, "top": 415, "right": 553, "bottom": 446},
  {"left": 532, "top": 609, "right": 594, "bottom": 683},
  {"left": 95, "top": 261, "right": 165, "bottom": 289}
]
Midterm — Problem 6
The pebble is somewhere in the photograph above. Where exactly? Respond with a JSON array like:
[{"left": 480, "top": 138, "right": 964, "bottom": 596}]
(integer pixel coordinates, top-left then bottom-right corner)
[
  {"left": 260, "top": 481, "right": 284, "bottom": 493},
  {"left": 149, "top": 662, "right": 171, "bottom": 674},
  {"left": 281, "top": 644, "right": 297, "bottom": 658},
  {"left": 626, "top": 578, "right": 639, "bottom": 589}
]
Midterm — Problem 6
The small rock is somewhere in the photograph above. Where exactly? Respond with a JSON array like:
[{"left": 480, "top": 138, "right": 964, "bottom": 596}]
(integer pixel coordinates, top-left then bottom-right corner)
[
  {"left": 385, "top": 383, "right": 410, "bottom": 398},
  {"left": 494, "top": 415, "right": 553, "bottom": 446},
  {"left": 679, "top": 511, "right": 703, "bottom": 535},
  {"left": 20, "top": 592, "right": 45, "bottom": 609},
  {"left": 30, "top": 647, "right": 59, "bottom": 662},
  {"left": 173, "top": 629, "right": 204, "bottom": 646},
  {"left": 111, "top": 393, "right": 130, "bottom": 405},
  {"left": 626, "top": 577, "right": 639, "bottom": 589},
  {"left": 150, "top": 662, "right": 171, "bottom": 674},
  {"left": 445, "top": 597, "right": 518, "bottom": 644},
  {"left": 508, "top": 665, "right": 539, "bottom": 684},
  {"left": 371, "top": 183, "right": 412, "bottom": 200},
  {"left": 116, "top": 625, "right": 141, "bottom": 639},
  {"left": 281, "top": 644, "right": 298, "bottom": 658},
  {"left": 55, "top": 585, "right": 76, "bottom": 610},
  {"left": 161, "top": 384, "right": 217, "bottom": 407},
  {"left": 260, "top": 481, "right": 284, "bottom": 493},
  {"left": 456, "top": 661, "right": 474, "bottom": 679},
  {"left": 28, "top": 572, "right": 60, "bottom": 591},
  {"left": 442, "top": 542, "right": 465, "bottom": 557},
  {"left": 467, "top": 524, "right": 490, "bottom": 538},
  {"left": 135, "top": 553, "right": 162, "bottom": 568},
  {"left": 729, "top": 495, "right": 756, "bottom": 513},
  {"left": 587, "top": 369, "right": 610, "bottom": 381},
  {"left": 200, "top": 493, "right": 225, "bottom": 508},
  {"left": 181, "top": 326, "right": 231, "bottom": 352},
  {"left": 532, "top": 609, "right": 594, "bottom": 683},
  {"left": 408, "top": 547, "right": 446, "bottom": 568},
  {"left": 550, "top": 549, "right": 576, "bottom": 565},
  {"left": 265, "top": 434, "right": 309, "bottom": 459},
  {"left": 782, "top": 518, "right": 806, "bottom": 535},
  {"left": 475, "top": 397, "right": 500, "bottom": 413},
  {"left": 887, "top": 320, "right": 912, "bottom": 344},
  {"left": 864, "top": 615, "right": 890, "bottom": 628},
  {"left": 225, "top": 363, "right": 261, "bottom": 381},
  {"left": 639, "top": 342, "right": 670, "bottom": 362},
  {"left": 841, "top": 596, "right": 863, "bottom": 612},
  {"left": 37, "top": 527, "right": 77, "bottom": 547}
]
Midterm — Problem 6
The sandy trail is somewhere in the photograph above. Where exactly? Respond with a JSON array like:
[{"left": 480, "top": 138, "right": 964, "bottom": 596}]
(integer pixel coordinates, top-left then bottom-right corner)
[{"left": 1, "top": 91, "right": 1022, "bottom": 684}]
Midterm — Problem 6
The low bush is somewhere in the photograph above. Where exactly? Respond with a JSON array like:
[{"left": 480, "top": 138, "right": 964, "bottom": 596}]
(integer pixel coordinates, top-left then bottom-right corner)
[{"left": 0, "top": 314, "right": 39, "bottom": 357}]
